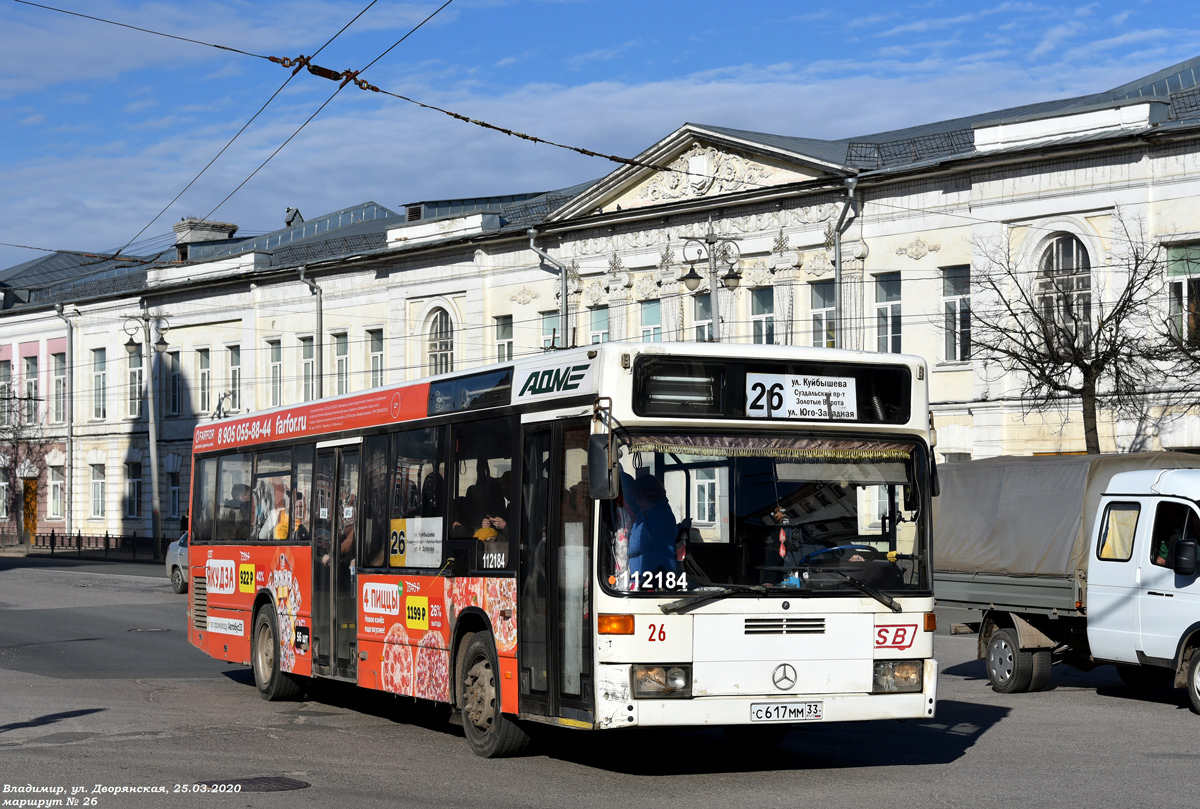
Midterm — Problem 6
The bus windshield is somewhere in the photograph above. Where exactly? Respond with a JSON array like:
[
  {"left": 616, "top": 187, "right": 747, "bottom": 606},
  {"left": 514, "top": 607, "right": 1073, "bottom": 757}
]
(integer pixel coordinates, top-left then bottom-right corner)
[{"left": 599, "top": 432, "right": 930, "bottom": 598}]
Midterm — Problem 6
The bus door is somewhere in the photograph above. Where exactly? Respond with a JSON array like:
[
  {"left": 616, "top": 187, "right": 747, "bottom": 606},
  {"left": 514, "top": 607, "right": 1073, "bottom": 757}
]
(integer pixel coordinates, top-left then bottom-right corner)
[
  {"left": 517, "top": 419, "right": 593, "bottom": 725},
  {"left": 313, "top": 441, "right": 361, "bottom": 680}
]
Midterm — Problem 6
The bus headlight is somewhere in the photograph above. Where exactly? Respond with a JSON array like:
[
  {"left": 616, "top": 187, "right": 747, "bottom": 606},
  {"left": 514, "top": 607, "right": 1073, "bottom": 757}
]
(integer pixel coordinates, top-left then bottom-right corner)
[
  {"left": 631, "top": 664, "right": 692, "bottom": 698},
  {"left": 873, "top": 660, "right": 923, "bottom": 693}
]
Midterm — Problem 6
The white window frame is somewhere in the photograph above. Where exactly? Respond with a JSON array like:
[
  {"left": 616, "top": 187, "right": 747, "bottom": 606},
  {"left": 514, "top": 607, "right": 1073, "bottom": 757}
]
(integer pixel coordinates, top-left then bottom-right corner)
[
  {"left": 943, "top": 266, "right": 971, "bottom": 362},
  {"left": 23, "top": 355, "right": 38, "bottom": 423},
  {"left": 49, "top": 466, "right": 64, "bottom": 520},
  {"left": 334, "top": 333, "right": 349, "bottom": 395},
  {"left": 197, "top": 348, "right": 211, "bottom": 413},
  {"left": 495, "top": 316, "right": 514, "bottom": 361},
  {"left": 875, "top": 272, "right": 902, "bottom": 354},
  {"left": 752, "top": 288, "right": 775, "bottom": 345},
  {"left": 428, "top": 309, "right": 454, "bottom": 375},
  {"left": 0, "top": 474, "right": 8, "bottom": 520},
  {"left": 1036, "top": 233, "right": 1092, "bottom": 349},
  {"left": 127, "top": 346, "right": 142, "bottom": 418},
  {"left": 368, "top": 330, "right": 384, "bottom": 388},
  {"left": 695, "top": 467, "right": 717, "bottom": 525},
  {"left": 541, "top": 311, "right": 560, "bottom": 350},
  {"left": 0, "top": 360, "right": 10, "bottom": 427},
  {"left": 589, "top": 307, "right": 610, "bottom": 344},
  {"left": 52, "top": 352, "right": 66, "bottom": 424},
  {"left": 641, "top": 300, "right": 662, "bottom": 342},
  {"left": 228, "top": 345, "right": 241, "bottom": 411},
  {"left": 126, "top": 462, "right": 142, "bottom": 518},
  {"left": 90, "top": 464, "right": 106, "bottom": 519},
  {"left": 92, "top": 348, "right": 107, "bottom": 420},
  {"left": 300, "top": 337, "right": 315, "bottom": 402},
  {"left": 694, "top": 295, "right": 713, "bottom": 342},
  {"left": 268, "top": 340, "right": 282, "bottom": 407}
]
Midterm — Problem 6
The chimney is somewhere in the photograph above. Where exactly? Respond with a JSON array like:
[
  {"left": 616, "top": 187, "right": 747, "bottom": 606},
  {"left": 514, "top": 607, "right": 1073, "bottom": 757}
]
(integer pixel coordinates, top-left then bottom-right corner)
[{"left": 172, "top": 218, "right": 239, "bottom": 261}]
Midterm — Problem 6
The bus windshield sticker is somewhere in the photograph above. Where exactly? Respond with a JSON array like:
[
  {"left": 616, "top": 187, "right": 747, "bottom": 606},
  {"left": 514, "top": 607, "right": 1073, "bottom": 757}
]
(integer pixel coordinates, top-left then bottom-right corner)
[
  {"left": 390, "top": 517, "right": 442, "bottom": 568},
  {"left": 746, "top": 373, "right": 858, "bottom": 421}
]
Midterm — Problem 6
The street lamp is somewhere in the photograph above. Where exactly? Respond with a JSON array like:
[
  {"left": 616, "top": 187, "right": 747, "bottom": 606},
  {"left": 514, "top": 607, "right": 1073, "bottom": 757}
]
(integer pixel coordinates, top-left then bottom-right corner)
[
  {"left": 124, "top": 309, "right": 170, "bottom": 558},
  {"left": 681, "top": 218, "right": 742, "bottom": 342}
]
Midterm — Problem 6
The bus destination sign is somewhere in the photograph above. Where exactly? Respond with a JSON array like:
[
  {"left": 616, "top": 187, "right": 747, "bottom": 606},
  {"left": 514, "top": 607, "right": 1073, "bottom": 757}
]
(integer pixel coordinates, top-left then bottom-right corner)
[{"left": 745, "top": 373, "right": 858, "bottom": 421}]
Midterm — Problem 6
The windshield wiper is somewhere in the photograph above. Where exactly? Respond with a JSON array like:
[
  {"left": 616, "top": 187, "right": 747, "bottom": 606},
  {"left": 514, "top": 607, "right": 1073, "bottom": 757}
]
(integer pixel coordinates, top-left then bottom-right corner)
[
  {"left": 660, "top": 583, "right": 776, "bottom": 615},
  {"left": 829, "top": 569, "right": 902, "bottom": 613}
]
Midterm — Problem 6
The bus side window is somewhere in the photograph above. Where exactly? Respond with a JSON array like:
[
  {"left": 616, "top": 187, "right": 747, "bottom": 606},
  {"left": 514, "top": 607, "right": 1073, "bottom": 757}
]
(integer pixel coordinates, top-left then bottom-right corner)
[
  {"left": 391, "top": 427, "right": 444, "bottom": 569},
  {"left": 253, "top": 449, "right": 292, "bottom": 542},
  {"left": 216, "top": 454, "right": 251, "bottom": 540},
  {"left": 191, "top": 457, "right": 217, "bottom": 543},
  {"left": 292, "top": 446, "right": 314, "bottom": 544},
  {"left": 361, "top": 435, "right": 390, "bottom": 569}
]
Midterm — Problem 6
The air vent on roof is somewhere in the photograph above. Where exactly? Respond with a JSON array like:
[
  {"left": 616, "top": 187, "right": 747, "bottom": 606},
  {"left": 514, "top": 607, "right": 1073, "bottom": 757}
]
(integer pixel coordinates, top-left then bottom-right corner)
[{"left": 406, "top": 204, "right": 423, "bottom": 222}]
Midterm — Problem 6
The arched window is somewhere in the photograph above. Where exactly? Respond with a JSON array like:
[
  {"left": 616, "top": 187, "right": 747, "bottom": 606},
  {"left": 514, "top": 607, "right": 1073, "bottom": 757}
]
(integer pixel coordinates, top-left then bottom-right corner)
[
  {"left": 427, "top": 308, "right": 454, "bottom": 375},
  {"left": 1036, "top": 234, "right": 1092, "bottom": 350}
]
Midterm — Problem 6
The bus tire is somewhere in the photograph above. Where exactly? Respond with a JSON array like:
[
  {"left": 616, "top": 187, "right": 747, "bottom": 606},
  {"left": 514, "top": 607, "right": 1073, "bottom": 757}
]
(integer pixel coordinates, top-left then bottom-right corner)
[
  {"left": 986, "top": 628, "right": 1032, "bottom": 693},
  {"left": 1186, "top": 653, "right": 1200, "bottom": 715},
  {"left": 1028, "top": 649, "right": 1052, "bottom": 692},
  {"left": 459, "top": 630, "right": 528, "bottom": 757},
  {"left": 252, "top": 607, "right": 302, "bottom": 702}
]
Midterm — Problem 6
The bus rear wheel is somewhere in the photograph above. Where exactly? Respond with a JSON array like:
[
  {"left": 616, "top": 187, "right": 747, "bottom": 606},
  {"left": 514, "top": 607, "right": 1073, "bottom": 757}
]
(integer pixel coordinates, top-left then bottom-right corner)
[
  {"left": 459, "top": 631, "right": 528, "bottom": 757},
  {"left": 252, "top": 607, "right": 302, "bottom": 701}
]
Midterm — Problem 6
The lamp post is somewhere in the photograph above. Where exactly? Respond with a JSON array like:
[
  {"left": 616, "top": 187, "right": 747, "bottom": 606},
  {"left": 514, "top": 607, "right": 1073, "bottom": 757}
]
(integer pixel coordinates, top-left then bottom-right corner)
[
  {"left": 124, "top": 309, "right": 170, "bottom": 558},
  {"left": 679, "top": 218, "right": 742, "bottom": 343}
]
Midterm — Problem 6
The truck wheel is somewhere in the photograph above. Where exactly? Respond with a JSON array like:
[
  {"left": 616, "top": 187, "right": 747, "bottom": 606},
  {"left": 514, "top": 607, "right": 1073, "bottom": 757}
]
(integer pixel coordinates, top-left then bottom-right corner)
[
  {"left": 986, "top": 628, "right": 1033, "bottom": 693},
  {"left": 252, "top": 608, "right": 302, "bottom": 701},
  {"left": 1187, "top": 654, "right": 1200, "bottom": 715},
  {"left": 1117, "top": 664, "right": 1174, "bottom": 692},
  {"left": 1028, "top": 649, "right": 1052, "bottom": 692},
  {"left": 459, "top": 631, "right": 529, "bottom": 757}
]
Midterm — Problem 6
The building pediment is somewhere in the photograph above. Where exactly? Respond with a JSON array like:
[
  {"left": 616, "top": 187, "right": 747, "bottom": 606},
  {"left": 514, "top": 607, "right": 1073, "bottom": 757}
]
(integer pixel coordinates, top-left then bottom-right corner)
[{"left": 548, "top": 126, "right": 843, "bottom": 222}]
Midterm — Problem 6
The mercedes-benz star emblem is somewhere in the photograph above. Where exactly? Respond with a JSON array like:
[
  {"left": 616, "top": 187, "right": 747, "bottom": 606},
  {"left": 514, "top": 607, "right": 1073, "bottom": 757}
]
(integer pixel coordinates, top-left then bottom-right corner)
[{"left": 772, "top": 663, "right": 797, "bottom": 691}]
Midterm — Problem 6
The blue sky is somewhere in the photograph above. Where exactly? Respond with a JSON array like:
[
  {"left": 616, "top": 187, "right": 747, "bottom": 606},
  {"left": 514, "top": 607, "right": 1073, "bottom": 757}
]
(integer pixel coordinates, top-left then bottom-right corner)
[{"left": 2, "top": 0, "right": 1200, "bottom": 270}]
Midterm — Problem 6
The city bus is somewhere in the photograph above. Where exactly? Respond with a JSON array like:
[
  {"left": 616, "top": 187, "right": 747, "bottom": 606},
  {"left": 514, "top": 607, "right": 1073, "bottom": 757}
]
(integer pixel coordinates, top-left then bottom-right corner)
[{"left": 185, "top": 342, "right": 939, "bottom": 757}]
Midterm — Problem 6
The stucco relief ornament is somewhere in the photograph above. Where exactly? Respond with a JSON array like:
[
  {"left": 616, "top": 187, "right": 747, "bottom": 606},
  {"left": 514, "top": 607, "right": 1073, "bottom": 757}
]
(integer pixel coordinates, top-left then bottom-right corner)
[
  {"left": 509, "top": 287, "right": 539, "bottom": 305},
  {"left": 896, "top": 237, "right": 940, "bottom": 260},
  {"left": 744, "top": 264, "right": 773, "bottom": 289},
  {"left": 634, "top": 273, "right": 660, "bottom": 299},
  {"left": 803, "top": 249, "right": 834, "bottom": 277},
  {"left": 639, "top": 143, "right": 777, "bottom": 203},
  {"left": 583, "top": 280, "right": 606, "bottom": 306}
]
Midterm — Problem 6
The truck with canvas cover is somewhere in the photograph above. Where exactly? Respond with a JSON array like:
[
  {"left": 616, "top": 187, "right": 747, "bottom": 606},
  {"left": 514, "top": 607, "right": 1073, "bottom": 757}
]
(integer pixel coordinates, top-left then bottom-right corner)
[{"left": 933, "top": 453, "right": 1200, "bottom": 709}]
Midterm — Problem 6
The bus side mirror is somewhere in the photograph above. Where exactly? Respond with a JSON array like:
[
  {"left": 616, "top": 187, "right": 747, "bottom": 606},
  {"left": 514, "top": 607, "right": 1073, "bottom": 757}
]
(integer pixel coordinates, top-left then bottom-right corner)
[
  {"left": 1174, "top": 540, "right": 1197, "bottom": 577},
  {"left": 588, "top": 434, "right": 620, "bottom": 500}
]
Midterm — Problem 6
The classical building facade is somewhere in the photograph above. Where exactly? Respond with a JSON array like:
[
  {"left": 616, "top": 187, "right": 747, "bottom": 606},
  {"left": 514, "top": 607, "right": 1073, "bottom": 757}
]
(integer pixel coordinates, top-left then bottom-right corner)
[{"left": 5, "top": 56, "right": 1200, "bottom": 538}]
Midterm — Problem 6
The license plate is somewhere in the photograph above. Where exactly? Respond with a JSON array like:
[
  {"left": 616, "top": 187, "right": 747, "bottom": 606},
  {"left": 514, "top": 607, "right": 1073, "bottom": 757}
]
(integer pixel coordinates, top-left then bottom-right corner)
[{"left": 750, "top": 701, "right": 823, "bottom": 722}]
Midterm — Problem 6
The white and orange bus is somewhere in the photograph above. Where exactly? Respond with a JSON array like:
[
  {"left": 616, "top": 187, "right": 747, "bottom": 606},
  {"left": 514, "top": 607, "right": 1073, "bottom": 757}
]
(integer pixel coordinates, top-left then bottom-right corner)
[{"left": 186, "top": 342, "right": 938, "bottom": 756}]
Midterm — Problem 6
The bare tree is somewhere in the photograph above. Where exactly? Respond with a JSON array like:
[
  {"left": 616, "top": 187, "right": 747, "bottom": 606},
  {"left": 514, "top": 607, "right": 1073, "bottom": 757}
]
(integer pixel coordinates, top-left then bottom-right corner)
[
  {"left": 967, "top": 213, "right": 1181, "bottom": 454},
  {"left": 0, "top": 387, "right": 58, "bottom": 538}
]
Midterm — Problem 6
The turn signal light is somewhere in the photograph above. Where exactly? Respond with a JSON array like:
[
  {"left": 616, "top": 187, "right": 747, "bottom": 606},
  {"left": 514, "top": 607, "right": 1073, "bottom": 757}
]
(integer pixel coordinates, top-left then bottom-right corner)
[
  {"left": 924, "top": 612, "right": 937, "bottom": 632},
  {"left": 598, "top": 614, "right": 635, "bottom": 635}
]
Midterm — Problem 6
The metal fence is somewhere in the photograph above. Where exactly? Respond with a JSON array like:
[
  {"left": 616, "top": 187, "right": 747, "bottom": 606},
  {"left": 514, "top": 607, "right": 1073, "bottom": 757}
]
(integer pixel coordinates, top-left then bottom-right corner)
[{"left": 0, "top": 529, "right": 170, "bottom": 561}]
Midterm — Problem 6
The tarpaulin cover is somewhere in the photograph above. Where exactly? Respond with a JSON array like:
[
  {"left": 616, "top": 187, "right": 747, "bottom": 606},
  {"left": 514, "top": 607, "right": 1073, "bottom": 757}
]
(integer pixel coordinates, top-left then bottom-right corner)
[{"left": 933, "top": 453, "right": 1200, "bottom": 578}]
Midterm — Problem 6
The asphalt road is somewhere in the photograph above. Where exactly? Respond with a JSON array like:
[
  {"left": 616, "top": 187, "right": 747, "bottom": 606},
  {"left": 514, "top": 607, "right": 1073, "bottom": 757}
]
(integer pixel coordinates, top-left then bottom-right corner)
[{"left": 3, "top": 558, "right": 1200, "bottom": 809}]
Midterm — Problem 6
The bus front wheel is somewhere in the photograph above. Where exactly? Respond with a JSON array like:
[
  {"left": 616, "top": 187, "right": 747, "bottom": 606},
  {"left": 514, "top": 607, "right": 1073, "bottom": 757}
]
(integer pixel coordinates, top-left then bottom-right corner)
[
  {"left": 252, "top": 607, "right": 302, "bottom": 701},
  {"left": 459, "top": 631, "right": 529, "bottom": 757}
]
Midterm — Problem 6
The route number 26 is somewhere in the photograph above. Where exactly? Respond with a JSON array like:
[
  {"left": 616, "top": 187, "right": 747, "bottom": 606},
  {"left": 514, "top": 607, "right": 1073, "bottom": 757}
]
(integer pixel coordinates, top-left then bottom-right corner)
[
  {"left": 647, "top": 623, "right": 667, "bottom": 642},
  {"left": 748, "top": 381, "right": 784, "bottom": 414}
]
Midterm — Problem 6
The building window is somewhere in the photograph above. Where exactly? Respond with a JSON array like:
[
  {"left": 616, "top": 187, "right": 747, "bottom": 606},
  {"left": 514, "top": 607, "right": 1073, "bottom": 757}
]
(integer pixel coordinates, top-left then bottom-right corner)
[
  {"left": 228, "top": 345, "right": 241, "bottom": 411},
  {"left": 943, "top": 266, "right": 971, "bottom": 361},
  {"left": 23, "top": 355, "right": 38, "bottom": 423},
  {"left": 267, "top": 341, "right": 282, "bottom": 407},
  {"left": 590, "top": 307, "right": 610, "bottom": 344},
  {"left": 0, "top": 360, "right": 10, "bottom": 427},
  {"left": 197, "top": 349, "right": 211, "bottom": 413},
  {"left": 427, "top": 309, "right": 453, "bottom": 375},
  {"left": 695, "top": 467, "right": 717, "bottom": 524},
  {"left": 167, "top": 351, "right": 181, "bottom": 416},
  {"left": 641, "top": 300, "right": 662, "bottom": 342},
  {"left": 125, "top": 463, "right": 142, "bottom": 518},
  {"left": 1036, "top": 233, "right": 1092, "bottom": 350},
  {"left": 169, "top": 472, "right": 181, "bottom": 519},
  {"left": 52, "top": 353, "right": 66, "bottom": 423},
  {"left": 1168, "top": 244, "right": 1200, "bottom": 347},
  {"left": 752, "top": 288, "right": 775, "bottom": 345},
  {"left": 811, "top": 281, "right": 836, "bottom": 348},
  {"left": 127, "top": 345, "right": 142, "bottom": 418},
  {"left": 92, "top": 348, "right": 107, "bottom": 419},
  {"left": 333, "top": 334, "right": 349, "bottom": 395},
  {"left": 90, "top": 465, "right": 106, "bottom": 518},
  {"left": 875, "top": 272, "right": 902, "bottom": 354},
  {"left": 694, "top": 295, "right": 713, "bottom": 342},
  {"left": 300, "top": 338, "right": 315, "bottom": 401},
  {"left": 0, "top": 472, "right": 8, "bottom": 520},
  {"left": 541, "top": 311, "right": 560, "bottom": 350},
  {"left": 368, "top": 330, "right": 384, "bottom": 387},
  {"left": 49, "top": 467, "right": 64, "bottom": 520},
  {"left": 495, "top": 316, "right": 514, "bottom": 361}
]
